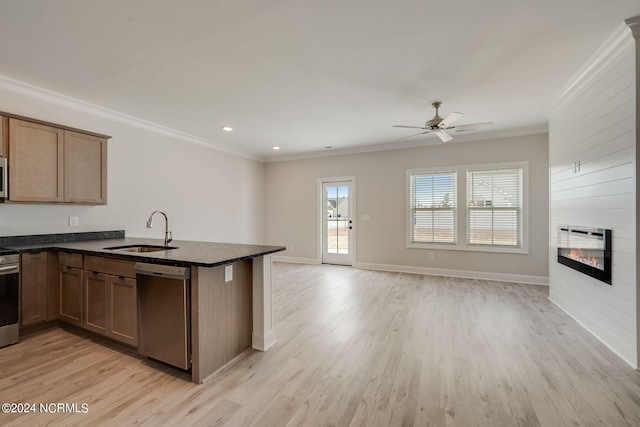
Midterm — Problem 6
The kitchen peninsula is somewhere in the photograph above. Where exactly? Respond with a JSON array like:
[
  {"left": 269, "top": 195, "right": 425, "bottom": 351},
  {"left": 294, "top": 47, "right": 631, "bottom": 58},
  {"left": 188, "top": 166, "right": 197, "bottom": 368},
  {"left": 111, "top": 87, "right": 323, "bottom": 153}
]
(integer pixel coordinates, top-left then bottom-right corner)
[{"left": 1, "top": 231, "right": 285, "bottom": 384}]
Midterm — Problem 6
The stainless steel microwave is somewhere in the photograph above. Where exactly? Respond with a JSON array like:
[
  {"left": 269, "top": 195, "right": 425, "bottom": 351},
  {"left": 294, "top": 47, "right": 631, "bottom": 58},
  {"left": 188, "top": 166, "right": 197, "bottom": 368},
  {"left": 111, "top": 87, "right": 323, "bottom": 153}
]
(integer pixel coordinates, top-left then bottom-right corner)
[{"left": 0, "top": 157, "right": 7, "bottom": 198}]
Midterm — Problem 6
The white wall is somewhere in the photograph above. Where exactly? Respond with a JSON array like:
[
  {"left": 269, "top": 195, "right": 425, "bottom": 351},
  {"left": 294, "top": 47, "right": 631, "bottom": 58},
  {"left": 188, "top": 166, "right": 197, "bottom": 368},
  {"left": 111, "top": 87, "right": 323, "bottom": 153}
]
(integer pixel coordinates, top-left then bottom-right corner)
[
  {"left": 548, "top": 23, "right": 638, "bottom": 368},
  {"left": 0, "top": 78, "right": 265, "bottom": 245},
  {"left": 265, "top": 133, "right": 549, "bottom": 282}
]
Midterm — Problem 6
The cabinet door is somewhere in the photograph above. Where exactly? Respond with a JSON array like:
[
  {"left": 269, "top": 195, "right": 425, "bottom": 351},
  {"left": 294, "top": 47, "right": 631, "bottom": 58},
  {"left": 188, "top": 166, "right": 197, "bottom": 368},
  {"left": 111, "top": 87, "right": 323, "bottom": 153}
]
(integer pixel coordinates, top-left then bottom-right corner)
[
  {"left": 108, "top": 276, "right": 137, "bottom": 346},
  {"left": 8, "top": 119, "right": 64, "bottom": 202},
  {"left": 84, "top": 271, "right": 108, "bottom": 335},
  {"left": 0, "top": 116, "right": 7, "bottom": 157},
  {"left": 64, "top": 131, "right": 107, "bottom": 204},
  {"left": 20, "top": 252, "right": 48, "bottom": 326},
  {"left": 59, "top": 267, "right": 83, "bottom": 326}
]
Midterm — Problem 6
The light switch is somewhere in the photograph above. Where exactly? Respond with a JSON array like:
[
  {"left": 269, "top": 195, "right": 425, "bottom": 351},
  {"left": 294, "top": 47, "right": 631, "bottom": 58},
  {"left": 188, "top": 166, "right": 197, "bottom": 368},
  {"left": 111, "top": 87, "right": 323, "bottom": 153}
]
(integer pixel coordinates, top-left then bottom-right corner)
[
  {"left": 69, "top": 216, "right": 79, "bottom": 227},
  {"left": 225, "top": 265, "right": 233, "bottom": 282}
]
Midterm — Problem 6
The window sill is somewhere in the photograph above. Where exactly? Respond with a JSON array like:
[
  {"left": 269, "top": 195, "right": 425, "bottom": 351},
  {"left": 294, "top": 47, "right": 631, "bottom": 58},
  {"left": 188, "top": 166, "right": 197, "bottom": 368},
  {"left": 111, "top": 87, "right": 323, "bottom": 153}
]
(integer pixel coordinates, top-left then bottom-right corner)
[{"left": 407, "top": 242, "right": 529, "bottom": 254}]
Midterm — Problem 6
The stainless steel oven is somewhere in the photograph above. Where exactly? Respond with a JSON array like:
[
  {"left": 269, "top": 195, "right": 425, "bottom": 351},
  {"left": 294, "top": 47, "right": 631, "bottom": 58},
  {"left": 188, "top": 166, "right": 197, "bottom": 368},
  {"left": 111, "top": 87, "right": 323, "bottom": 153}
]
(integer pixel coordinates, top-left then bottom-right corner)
[
  {"left": 0, "top": 252, "right": 19, "bottom": 347},
  {"left": 0, "top": 157, "right": 7, "bottom": 199}
]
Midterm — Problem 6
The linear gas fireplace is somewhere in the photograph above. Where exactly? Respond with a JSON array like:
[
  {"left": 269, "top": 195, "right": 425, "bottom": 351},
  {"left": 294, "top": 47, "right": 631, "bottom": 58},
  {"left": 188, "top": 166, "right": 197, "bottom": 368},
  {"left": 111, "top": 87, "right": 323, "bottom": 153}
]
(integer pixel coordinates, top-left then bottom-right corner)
[{"left": 557, "top": 226, "right": 611, "bottom": 285}]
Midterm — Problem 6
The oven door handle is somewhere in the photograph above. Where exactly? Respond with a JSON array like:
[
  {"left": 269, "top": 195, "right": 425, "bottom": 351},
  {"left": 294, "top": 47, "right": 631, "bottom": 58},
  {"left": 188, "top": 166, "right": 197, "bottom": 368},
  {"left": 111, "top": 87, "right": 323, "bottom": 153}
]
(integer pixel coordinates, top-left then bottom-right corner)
[{"left": 0, "top": 265, "right": 19, "bottom": 274}]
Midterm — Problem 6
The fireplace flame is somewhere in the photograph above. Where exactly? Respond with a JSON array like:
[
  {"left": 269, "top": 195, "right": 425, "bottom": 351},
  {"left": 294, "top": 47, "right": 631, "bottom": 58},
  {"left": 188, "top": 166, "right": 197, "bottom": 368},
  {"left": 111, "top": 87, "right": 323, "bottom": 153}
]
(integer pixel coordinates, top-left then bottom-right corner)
[{"left": 564, "top": 248, "right": 603, "bottom": 270}]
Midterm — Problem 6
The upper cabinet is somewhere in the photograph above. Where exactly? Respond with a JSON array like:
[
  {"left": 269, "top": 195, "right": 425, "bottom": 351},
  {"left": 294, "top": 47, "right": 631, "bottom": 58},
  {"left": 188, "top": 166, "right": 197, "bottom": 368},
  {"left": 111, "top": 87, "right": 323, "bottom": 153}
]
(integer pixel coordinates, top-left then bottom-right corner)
[
  {"left": 64, "top": 131, "right": 107, "bottom": 204},
  {"left": 3, "top": 114, "right": 110, "bottom": 205},
  {"left": 0, "top": 116, "right": 7, "bottom": 157},
  {"left": 9, "top": 119, "right": 64, "bottom": 202}
]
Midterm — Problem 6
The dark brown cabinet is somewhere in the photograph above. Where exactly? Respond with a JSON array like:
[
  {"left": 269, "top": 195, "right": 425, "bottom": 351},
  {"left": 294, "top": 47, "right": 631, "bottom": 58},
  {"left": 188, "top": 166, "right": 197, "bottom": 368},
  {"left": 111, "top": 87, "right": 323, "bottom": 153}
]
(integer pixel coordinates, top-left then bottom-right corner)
[{"left": 20, "top": 252, "right": 48, "bottom": 326}]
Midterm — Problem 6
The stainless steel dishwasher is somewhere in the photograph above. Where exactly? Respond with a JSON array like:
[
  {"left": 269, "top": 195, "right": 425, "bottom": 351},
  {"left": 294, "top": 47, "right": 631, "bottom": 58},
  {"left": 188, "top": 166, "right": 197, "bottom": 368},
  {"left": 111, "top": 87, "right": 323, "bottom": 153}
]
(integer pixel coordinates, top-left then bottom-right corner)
[{"left": 135, "top": 263, "right": 191, "bottom": 370}]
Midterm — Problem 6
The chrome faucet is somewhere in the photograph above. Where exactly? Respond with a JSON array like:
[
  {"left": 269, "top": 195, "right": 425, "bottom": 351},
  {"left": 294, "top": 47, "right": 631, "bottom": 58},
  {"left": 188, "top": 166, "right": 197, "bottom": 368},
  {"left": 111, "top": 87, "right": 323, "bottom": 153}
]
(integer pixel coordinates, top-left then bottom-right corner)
[{"left": 146, "top": 210, "right": 173, "bottom": 247}]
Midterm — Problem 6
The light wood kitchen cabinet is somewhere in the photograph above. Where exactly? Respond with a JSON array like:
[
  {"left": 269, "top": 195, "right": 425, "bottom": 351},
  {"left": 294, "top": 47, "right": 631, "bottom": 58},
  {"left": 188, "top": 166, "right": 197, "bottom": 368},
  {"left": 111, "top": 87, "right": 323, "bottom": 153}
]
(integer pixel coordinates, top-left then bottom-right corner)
[
  {"left": 59, "top": 266, "right": 83, "bottom": 326},
  {"left": 3, "top": 113, "right": 109, "bottom": 205},
  {"left": 83, "top": 255, "right": 137, "bottom": 346},
  {"left": 84, "top": 271, "right": 108, "bottom": 335},
  {"left": 108, "top": 275, "right": 137, "bottom": 346},
  {"left": 64, "top": 130, "right": 107, "bottom": 204},
  {"left": 20, "top": 252, "right": 48, "bottom": 326},
  {"left": 8, "top": 119, "right": 64, "bottom": 202},
  {"left": 58, "top": 253, "right": 137, "bottom": 346},
  {"left": 0, "top": 116, "right": 7, "bottom": 157},
  {"left": 82, "top": 270, "right": 137, "bottom": 346}
]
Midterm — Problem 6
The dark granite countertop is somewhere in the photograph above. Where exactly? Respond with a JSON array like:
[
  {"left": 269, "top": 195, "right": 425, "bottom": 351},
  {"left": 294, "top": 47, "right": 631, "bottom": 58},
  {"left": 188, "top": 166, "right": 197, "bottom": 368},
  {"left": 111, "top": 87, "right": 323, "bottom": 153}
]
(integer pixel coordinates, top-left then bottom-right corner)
[{"left": 6, "top": 237, "right": 285, "bottom": 268}]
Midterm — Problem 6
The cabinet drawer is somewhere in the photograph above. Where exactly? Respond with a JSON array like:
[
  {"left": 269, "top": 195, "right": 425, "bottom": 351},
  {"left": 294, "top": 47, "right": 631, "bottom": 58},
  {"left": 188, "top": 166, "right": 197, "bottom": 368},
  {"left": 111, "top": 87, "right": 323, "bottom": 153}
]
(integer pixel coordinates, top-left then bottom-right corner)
[
  {"left": 84, "top": 255, "right": 136, "bottom": 278},
  {"left": 59, "top": 252, "right": 83, "bottom": 268}
]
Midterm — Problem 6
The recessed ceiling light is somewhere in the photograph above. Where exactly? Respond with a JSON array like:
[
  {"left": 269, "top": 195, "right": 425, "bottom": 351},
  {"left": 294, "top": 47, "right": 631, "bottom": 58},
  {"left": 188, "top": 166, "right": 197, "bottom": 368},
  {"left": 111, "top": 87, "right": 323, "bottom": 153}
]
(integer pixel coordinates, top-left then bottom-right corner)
[
  {"left": 272, "top": 146, "right": 281, "bottom": 150},
  {"left": 221, "top": 126, "right": 233, "bottom": 132}
]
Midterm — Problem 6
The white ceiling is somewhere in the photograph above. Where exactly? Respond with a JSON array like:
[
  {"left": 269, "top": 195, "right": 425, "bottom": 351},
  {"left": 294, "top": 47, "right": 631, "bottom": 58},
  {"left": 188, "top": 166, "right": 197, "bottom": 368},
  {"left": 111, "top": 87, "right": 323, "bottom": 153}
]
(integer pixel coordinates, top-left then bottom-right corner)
[{"left": 0, "top": 1, "right": 638, "bottom": 161}]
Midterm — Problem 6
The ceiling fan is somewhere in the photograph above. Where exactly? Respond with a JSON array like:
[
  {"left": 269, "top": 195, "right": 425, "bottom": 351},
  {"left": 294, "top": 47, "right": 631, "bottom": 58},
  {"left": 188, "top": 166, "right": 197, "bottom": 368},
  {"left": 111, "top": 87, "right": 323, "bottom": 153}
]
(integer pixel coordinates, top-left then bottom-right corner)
[{"left": 393, "top": 102, "right": 493, "bottom": 142}]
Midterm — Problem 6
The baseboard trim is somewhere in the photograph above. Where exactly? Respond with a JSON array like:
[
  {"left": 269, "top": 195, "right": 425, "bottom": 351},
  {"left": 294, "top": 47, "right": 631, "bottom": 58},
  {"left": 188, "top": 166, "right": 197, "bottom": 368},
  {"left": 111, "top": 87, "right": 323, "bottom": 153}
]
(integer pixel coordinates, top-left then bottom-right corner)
[
  {"left": 548, "top": 296, "right": 637, "bottom": 370},
  {"left": 252, "top": 330, "right": 277, "bottom": 352},
  {"left": 353, "top": 262, "right": 549, "bottom": 285},
  {"left": 272, "top": 256, "right": 320, "bottom": 265}
]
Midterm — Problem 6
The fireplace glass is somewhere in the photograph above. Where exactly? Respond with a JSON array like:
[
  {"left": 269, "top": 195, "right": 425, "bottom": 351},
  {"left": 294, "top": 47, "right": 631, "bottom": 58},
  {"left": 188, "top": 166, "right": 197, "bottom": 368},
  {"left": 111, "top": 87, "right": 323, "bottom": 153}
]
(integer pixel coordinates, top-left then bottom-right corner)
[{"left": 557, "top": 226, "right": 611, "bottom": 285}]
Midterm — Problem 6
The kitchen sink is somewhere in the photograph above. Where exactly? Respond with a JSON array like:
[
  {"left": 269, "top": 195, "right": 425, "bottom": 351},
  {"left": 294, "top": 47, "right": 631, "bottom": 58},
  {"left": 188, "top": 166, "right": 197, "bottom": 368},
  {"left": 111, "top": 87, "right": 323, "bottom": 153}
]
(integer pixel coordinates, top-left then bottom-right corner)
[{"left": 104, "top": 245, "right": 178, "bottom": 253}]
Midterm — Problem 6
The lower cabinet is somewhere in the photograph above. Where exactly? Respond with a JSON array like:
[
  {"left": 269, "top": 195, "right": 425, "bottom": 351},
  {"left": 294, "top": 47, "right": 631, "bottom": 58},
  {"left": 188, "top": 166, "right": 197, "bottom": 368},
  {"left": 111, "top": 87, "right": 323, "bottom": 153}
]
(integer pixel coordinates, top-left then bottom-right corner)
[
  {"left": 84, "top": 271, "right": 107, "bottom": 334},
  {"left": 59, "top": 252, "right": 138, "bottom": 347},
  {"left": 59, "top": 266, "right": 83, "bottom": 326},
  {"left": 20, "top": 252, "right": 48, "bottom": 326},
  {"left": 82, "top": 256, "right": 138, "bottom": 346},
  {"left": 83, "top": 266, "right": 137, "bottom": 346},
  {"left": 108, "top": 275, "right": 137, "bottom": 346}
]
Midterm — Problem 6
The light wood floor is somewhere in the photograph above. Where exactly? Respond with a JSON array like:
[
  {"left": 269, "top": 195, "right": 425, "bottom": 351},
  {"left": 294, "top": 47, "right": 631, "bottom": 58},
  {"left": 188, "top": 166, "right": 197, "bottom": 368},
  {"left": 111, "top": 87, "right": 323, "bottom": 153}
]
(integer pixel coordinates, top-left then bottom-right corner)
[{"left": 1, "top": 263, "right": 639, "bottom": 426}]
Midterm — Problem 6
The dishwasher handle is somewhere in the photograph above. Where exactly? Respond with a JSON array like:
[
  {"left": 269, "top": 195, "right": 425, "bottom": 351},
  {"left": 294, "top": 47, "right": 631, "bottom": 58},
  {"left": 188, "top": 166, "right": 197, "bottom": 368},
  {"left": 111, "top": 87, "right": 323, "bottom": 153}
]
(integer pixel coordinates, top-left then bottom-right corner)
[{"left": 135, "top": 263, "right": 190, "bottom": 280}]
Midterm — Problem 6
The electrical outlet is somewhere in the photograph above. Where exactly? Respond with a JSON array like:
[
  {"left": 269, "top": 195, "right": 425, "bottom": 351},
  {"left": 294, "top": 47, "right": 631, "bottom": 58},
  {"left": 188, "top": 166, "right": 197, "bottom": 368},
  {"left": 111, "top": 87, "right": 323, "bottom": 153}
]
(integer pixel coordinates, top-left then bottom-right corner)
[
  {"left": 225, "top": 265, "right": 233, "bottom": 282},
  {"left": 428, "top": 252, "right": 435, "bottom": 260},
  {"left": 69, "top": 216, "right": 79, "bottom": 227}
]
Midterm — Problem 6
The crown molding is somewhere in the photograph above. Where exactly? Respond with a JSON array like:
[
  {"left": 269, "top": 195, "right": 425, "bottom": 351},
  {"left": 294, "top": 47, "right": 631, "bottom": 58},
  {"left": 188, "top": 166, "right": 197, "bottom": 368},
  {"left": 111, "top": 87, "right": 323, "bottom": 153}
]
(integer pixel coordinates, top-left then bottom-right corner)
[
  {"left": 264, "top": 124, "right": 548, "bottom": 163},
  {"left": 552, "top": 21, "right": 635, "bottom": 113},
  {"left": 625, "top": 15, "right": 640, "bottom": 39},
  {"left": 0, "top": 74, "right": 261, "bottom": 161}
]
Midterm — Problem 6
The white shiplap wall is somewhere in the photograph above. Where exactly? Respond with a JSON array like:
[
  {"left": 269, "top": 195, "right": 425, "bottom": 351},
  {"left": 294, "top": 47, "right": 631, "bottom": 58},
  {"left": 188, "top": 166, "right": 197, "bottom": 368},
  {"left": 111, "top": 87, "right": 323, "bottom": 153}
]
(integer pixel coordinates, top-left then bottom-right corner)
[{"left": 549, "top": 24, "right": 637, "bottom": 368}]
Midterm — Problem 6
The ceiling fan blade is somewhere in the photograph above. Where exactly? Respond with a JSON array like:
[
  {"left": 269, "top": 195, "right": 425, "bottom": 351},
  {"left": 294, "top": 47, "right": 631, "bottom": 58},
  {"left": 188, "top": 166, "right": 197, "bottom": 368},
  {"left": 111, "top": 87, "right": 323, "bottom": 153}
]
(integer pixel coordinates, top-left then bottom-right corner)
[
  {"left": 450, "top": 122, "right": 494, "bottom": 132},
  {"left": 397, "top": 131, "right": 431, "bottom": 141},
  {"left": 393, "top": 125, "right": 426, "bottom": 129},
  {"left": 439, "top": 112, "right": 463, "bottom": 128},
  {"left": 435, "top": 130, "right": 453, "bottom": 142}
]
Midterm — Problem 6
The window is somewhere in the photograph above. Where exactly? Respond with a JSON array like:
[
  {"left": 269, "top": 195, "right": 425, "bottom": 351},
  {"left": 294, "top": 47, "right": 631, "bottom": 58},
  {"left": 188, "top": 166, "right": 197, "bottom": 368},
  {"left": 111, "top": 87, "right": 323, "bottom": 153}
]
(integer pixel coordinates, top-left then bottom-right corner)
[
  {"left": 409, "top": 171, "right": 456, "bottom": 244},
  {"left": 407, "top": 162, "right": 528, "bottom": 253},
  {"left": 467, "top": 167, "right": 522, "bottom": 247}
]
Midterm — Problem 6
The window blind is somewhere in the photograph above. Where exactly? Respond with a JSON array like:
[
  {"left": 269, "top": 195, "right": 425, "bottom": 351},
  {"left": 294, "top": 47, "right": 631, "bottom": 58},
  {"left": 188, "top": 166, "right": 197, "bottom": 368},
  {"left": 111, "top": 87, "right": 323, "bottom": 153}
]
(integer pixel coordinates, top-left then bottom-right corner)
[
  {"left": 467, "top": 167, "right": 522, "bottom": 247},
  {"left": 410, "top": 172, "right": 456, "bottom": 243}
]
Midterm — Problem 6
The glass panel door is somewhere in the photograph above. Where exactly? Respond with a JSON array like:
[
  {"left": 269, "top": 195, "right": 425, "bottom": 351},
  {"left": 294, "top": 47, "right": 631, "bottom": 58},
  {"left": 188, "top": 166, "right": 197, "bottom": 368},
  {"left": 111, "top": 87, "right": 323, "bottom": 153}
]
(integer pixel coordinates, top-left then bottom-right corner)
[{"left": 322, "top": 180, "right": 353, "bottom": 265}]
